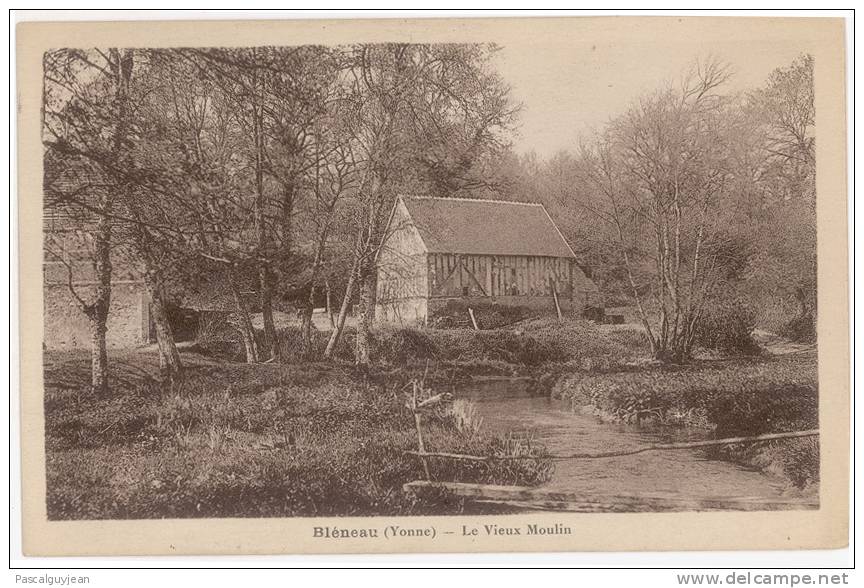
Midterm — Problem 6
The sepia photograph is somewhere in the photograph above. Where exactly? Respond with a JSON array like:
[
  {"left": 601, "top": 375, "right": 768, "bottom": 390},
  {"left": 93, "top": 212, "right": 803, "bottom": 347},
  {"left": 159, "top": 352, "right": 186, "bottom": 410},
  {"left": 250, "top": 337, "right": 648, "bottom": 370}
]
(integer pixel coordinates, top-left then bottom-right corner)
[{"left": 15, "top": 13, "right": 849, "bottom": 557}]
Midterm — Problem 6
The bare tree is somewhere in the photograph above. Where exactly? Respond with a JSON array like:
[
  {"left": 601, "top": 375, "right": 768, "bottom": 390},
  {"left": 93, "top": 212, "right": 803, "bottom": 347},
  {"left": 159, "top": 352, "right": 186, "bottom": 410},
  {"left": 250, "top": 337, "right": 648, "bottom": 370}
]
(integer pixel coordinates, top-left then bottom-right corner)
[
  {"left": 323, "top": 43, "right": 517, "bottom": 364},
  {"left": 43, "top": 48, "right": 135, "bottom": 393},
  {"left": 299, "top": 139, "right": 357, "bottom": 350},
  {"left": 743, "top": 54, "right": 816, "bottom": 332},
  {"left": 581, "top": 58, "right": 736, "bottom": 362},
  {"left": 172, "top": 46, "right": 343, "bottom": 362}
]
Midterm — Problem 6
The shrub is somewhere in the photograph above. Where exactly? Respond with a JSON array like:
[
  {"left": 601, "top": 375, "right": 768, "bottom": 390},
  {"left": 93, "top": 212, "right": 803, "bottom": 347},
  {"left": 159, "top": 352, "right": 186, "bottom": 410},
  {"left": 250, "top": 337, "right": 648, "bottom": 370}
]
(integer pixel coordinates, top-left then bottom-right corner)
[
  {"left": 559, "top": 356, "right": 817, "bottom": 426},
  {"left": 371, "top": 328, "right": 440, "bottom": 364},
  {"left": 431, "top": 329, "right": 560, "bottom": 366},
  {"left": 602, "top": 327, "right": 650, "bottom": 351},
  {"left": 553, "top": 355, "right": 819, "bottom": 489},
  {"left": 519, "top": 318, "right": 648, "bottom": 367},
  {"left": 193, "top": 312, "right": 248, "bottom": 362},
  {"left": 195, "top": 312, "right": 237, "bottom": 345},
  {"left": 780, "top": 313, "right": 816, "bottom": 344},
  {"left": 274, "top": 325, "right": 338, "bottom": 361},
  {"left": 191, "top": 310, "right": 650, "bottom": 369},
  {"left": 776, "top": 436, "right": 820, "bottom": 488},
  {"left": 694, "top": 299, "right": 761, "bottom": 355},
  {"left": 472, "top": 330, "right": 559, "bottom": 365},
  {"left": 429, "top": 300, "right": 533, "bottom": 329}
]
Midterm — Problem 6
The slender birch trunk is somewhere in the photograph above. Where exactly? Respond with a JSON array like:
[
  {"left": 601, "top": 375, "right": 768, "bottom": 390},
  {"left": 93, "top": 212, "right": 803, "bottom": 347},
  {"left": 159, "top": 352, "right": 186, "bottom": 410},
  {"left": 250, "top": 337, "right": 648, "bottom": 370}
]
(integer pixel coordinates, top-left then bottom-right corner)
[
  {"left": 249, "top": 52, "right": 280, "bottom": 362},
  {"left": 144, "top": 273, "right": 182, "bottom": 375},
  {"left": 81, "top": 48, "right": 133, "bottom": 395},
  {"left": 301, "top": 221, "right": 331, "bottom": 349},
  {"left": 85, "top": 297, "right": 110, "bottom": 395},
  {"left": 229, "top": 268, "right": 259, "bottom": 363},
  {"left": 323, "top": 258, "right": 360, "bottom": 360}
]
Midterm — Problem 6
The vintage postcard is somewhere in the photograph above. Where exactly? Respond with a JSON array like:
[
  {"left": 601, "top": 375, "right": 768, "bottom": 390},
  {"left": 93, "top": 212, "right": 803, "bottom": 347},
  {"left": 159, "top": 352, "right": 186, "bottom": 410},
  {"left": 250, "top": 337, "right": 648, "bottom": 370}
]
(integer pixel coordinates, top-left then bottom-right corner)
[{"left": 16, "top": 15, "right": 849, "bottom": 556}]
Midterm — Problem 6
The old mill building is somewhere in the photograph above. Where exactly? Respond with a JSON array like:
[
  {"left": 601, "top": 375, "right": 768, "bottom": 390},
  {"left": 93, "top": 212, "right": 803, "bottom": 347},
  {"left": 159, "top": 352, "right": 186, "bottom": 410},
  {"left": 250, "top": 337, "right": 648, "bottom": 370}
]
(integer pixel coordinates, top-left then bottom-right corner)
[{"left": 375, "top": 196, "right": 600, "bottom": 326}]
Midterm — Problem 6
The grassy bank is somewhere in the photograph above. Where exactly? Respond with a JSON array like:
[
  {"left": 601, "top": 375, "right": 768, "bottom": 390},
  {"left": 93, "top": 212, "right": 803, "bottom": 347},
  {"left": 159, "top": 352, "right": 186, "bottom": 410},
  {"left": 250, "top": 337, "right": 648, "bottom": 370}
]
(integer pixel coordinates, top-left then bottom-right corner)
[
  {"left": 194, "top": 317, "right": 651, "bottom": 374},
  {"left": 551, "top": 352, "right": 819, "bottom": 490},
  {"left": 45, "top": 317, "right": 818, "bottom": 517},
  {"left": 44, "top": 351, "right": 551, "bottom": 520}
]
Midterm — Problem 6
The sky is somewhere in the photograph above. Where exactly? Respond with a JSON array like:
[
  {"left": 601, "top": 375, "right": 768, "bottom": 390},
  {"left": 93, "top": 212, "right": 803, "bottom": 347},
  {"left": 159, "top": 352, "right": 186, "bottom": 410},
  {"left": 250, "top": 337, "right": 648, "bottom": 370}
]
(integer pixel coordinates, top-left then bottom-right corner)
[{"left": 491, "top": 34, "right": 808, "bottom": 157}]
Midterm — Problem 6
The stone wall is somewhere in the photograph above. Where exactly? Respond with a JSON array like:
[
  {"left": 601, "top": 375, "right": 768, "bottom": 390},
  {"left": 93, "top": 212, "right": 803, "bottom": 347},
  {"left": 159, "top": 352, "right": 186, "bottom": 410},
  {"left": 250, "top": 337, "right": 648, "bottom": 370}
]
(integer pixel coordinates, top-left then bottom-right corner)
[
  {"left": 375, "top": 297, "right": 428, "bottom": 327},
  {"left": 43, "top": 282, "right": 151, "bottom": 349}
]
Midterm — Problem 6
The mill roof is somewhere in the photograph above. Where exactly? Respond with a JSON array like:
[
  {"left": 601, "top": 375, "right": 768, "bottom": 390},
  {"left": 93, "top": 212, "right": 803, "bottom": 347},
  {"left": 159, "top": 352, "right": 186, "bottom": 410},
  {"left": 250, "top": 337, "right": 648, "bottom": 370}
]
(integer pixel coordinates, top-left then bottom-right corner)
[{"left": 396, "top": 196, "right": 577, "bottom": 258}]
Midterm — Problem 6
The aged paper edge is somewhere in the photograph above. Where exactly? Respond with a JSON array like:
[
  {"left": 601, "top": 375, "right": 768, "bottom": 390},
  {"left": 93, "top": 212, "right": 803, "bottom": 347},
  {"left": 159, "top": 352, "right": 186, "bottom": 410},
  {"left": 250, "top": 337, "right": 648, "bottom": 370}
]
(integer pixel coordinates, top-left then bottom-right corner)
[{"left": 16, "top": 15, "right": 849, "bottom": 556}]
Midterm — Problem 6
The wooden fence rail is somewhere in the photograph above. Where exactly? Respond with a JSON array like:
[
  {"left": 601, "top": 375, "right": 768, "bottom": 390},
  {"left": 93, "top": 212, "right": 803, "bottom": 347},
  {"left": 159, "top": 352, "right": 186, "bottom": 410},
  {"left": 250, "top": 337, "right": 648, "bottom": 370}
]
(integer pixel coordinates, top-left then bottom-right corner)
[
  {"left": 405, "top": 429, "right": 819, "bottom": 463},
  {"left": 403, "top": 481, "right": 819, "bottom": 512}
]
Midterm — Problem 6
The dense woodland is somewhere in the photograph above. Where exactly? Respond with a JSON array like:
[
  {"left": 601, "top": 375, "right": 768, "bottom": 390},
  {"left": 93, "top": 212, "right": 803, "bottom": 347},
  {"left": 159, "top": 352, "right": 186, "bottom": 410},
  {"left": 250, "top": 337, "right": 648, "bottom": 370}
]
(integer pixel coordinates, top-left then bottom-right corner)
[{"left": 42, "top": 45, "right": 815, "bottom": 392}]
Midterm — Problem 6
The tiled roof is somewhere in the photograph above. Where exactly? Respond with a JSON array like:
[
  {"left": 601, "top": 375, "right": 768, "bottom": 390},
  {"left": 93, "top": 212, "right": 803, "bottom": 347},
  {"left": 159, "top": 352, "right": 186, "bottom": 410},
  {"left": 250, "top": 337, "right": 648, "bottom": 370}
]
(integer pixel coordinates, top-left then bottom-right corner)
[{"left": 398, "top": 196, "right": 577, "bottom": 258}]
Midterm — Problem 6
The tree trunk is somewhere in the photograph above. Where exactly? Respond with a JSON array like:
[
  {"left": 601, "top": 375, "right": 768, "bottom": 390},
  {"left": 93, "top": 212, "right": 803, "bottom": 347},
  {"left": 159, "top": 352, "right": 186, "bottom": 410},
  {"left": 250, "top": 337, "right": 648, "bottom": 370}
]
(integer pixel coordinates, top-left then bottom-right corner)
[
  {"left": 613, "top": 218, "right": 657, "bottom": 357},
  {"left": 146, "top": 278, "right": 182, "bottom": 375},
  {"left": 324, "top": 261, "right": 359, "bottom": 360},
  {"left": 250, "top": 56, "right": 277, "bottom": 362},
  {"left": 355, "top": 268, "right": 376, "bottom": 366},
  {"left": 87, "top": 302, "right": 110, "bottom": 396},
  {"left": 230, "top": 270, "right": 259, "bottom": 363},
  {"left": 300, "top": 273, "right": 319, "bottom": 351},
  {"left": 301, "top": 226, "right": 330, "bottom": 350},
  {"left": 326, "top": 279, "right": 335, "bottom": 328},
  {"left": 299, "top": 264, "right": 318, "bottom": 352},
  {"left": 259, "top": 264, "right": 280, "bottom": 361},
  {"left": 84, "top": 274, "right": 112, "bottom": 396},
  {"left": 80, "top": 49, "right": 133, "bottom": 396},
  {"left": 86, "top": 197, "right": 114, "bottom": 395},
  {"left": 300, "top": 303, "right": 315, "bottom": 351}
]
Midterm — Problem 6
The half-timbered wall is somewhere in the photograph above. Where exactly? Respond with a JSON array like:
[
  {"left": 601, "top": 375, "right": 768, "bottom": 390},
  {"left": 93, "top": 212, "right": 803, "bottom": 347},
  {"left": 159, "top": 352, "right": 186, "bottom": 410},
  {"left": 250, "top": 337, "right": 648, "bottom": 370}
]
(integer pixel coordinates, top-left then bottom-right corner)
[{"left": 428, "top": 253, "right": 575, "bottom": 299}]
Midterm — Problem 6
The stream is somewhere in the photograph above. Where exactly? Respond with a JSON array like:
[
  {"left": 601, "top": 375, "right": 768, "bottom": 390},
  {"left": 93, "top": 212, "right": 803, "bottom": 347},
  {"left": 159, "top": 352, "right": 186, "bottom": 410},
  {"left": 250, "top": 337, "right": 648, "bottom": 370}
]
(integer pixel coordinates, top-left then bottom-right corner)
[{"left": 460, "top": 377, "right": 814, "bottom": 508}]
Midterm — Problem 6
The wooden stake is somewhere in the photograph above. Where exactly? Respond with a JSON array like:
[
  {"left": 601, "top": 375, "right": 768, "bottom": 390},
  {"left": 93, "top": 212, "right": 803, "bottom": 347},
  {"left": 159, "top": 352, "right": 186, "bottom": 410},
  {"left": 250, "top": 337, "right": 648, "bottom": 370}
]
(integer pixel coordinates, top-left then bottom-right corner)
[
  {"left": 468, "top": 307, "right": 479, "bottom": 330},
  {"left": 551, "top": 280, "right": 563, "bottom": 322},
  {"left": 411, "top": 381, "right": 432, "bottom": 481}
]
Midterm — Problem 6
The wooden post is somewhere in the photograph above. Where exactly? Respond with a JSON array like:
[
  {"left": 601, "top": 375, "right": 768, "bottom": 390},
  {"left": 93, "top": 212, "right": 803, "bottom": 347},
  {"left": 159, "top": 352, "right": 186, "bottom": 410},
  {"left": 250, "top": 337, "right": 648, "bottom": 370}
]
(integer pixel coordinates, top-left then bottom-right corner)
[
  {"left": 412, "top": 381, "right": 432, "bottom": 481},
  {"left": 551, "top": 279, "right": 563, "bottom": 322},
  {"left": 468, "top": 307, "right": 480, "bottom": 331}
]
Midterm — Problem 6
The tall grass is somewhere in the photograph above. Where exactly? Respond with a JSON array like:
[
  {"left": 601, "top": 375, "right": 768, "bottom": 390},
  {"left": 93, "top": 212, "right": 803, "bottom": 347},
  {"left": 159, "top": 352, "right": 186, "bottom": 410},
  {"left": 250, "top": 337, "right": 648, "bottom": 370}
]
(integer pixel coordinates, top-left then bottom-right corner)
[
  {"left": 44, "top": 354, "right": 552, "bottom": 519},
  {"left": 445, "top": 399, "right": 484, "bottom": 439}
]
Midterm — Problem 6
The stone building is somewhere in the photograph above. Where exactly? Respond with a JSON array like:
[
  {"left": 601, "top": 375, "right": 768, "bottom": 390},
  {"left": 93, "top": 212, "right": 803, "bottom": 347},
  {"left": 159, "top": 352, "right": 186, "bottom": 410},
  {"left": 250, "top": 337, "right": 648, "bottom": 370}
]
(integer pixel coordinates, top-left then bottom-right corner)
[{"left": 42, "top": 207, "right": 152, "bottom": 349}]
